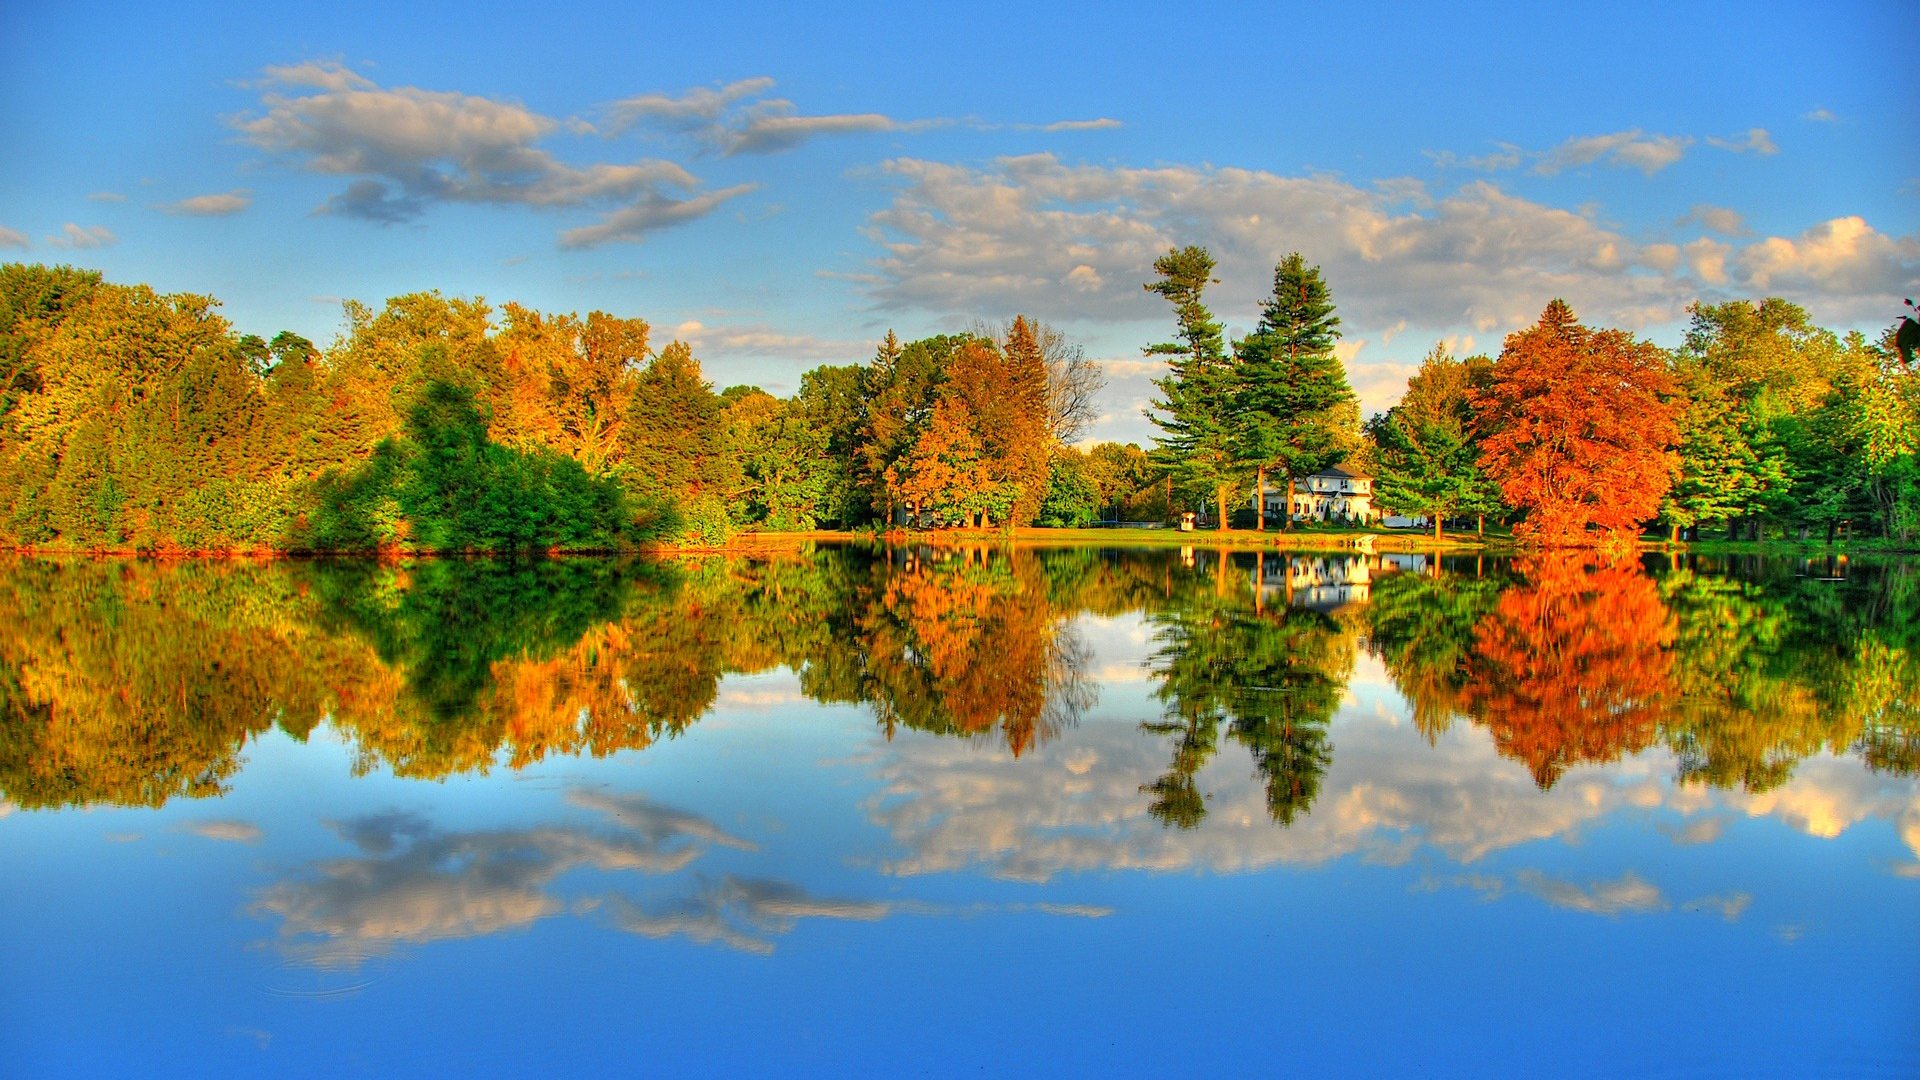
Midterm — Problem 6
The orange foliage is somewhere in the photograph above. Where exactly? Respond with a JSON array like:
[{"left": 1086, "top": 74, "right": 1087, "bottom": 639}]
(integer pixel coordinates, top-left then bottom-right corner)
[
  {"left": 1462, "top": 553, "right": 1677, "bottom": 787},
  {"left": 1476, "top": 300, "right": 1682, "bottom": 545}
]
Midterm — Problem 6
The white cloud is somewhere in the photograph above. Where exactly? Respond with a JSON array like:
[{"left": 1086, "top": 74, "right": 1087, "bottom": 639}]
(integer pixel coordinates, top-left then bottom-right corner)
[
  {"left": 668, "top": 319, "right": 869, "bottom": 362},
  {"left": 602, "top": 76, "right": 777, "bottom": 134},
  {"left": 862, "top": 152, "right": 1920, "bottom": 360},
  {"left": 556, "top": 184, "right": 759, "bottom": 248},
  {"left": 48, "top": 223, "right": 116, "bottom": 249},
  {"left": 235, "top": 61, "right": 741, "bottom": 245},
  {"left": 1804, "top": 107, "right": 1839, "bottom": 123},
  {"left": 1706, "top": 127, "right": 1779, "bottom": 155},
  {"left": 86, "top": 191, "right": 126, "bottom": 203},
  {"left": 1426, "top": 144, "right": 1525, "bottom": 171},
  {"left": 1685, "top": 237, "right": 1733, "bottom": 286},
  {"left": 722, "top": 112, "right": 908, "bottom": 156},
  {"left": 1534, "top": 129, "right": 1693, "bottom": 176},
  {"left": 0, "top": 225, "right": 27, "bottom": 249},
  {"left": 1038, "top": 118, "right": 1123, "bottom": 133},
  {"left": 1736, "top": 215, "right": 1920, "bottom": 302},
  {"left": 161, "top": 190, "right": 253, "bottom": 216},
  {"left": 602, "top": 76, "right": 931, "bottom": 156},
  {"left": 1683, "top": 204, "right": 1745, "bottom": 236},
  {"left": 864, "top": 154, "right": 1695, "bottom": 337}
]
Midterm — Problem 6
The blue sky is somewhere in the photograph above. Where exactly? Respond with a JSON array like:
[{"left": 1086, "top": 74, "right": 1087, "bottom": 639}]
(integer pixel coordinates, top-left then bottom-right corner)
[{"left": 3, "top": 0, "right": 1915, "bottom": 442}]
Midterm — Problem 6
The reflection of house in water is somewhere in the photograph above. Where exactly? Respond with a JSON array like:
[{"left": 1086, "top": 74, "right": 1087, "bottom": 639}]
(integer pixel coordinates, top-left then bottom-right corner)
[{"left": 1256, "top": 552, "right": 1429, "bottom": 612}]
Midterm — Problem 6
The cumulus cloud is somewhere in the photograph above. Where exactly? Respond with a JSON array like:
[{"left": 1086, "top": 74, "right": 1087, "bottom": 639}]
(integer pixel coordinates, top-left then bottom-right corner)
[
  {"left": 1804, "top": 107, "right": 1839, "bottom": 123},
  {"left": 861, "top": 152, "right": 1920, "bottom": 370},
  {"left": 1534, "top": 130, "right": 1693, "bottom": 176},
  {"left": 864, "top": 154, "right": 1694, "bottom": 338},
  {"left": 160, "top": 190, "right": 253, "bottom": 216},
  {"left": 234, "top": 61, "right": 744, "bottom": 245},
  {"left": 1736, "top": 215, "right": 1920, "bottom": 302},
  {"left": 1706, "top": 127, "right": 1779, "bottom": 155},
  {"left": 48, "top": 223, "right": 115, "bottom": 249},
  {"left": 0, "top": 225, "right": 27, "bottom": 249}
]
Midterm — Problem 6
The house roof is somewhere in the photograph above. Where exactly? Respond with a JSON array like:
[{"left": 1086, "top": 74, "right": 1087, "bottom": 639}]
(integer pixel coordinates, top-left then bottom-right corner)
[{"left": 1312, "top": 463, "right": 1370, "bottom": 480}]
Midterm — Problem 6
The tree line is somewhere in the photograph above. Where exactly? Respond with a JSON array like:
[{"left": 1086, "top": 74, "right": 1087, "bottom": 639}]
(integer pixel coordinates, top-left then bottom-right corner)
[
  {"left": 4, "top": 257, "right": 1915, "bottom": 551},
  {"left": 0, "top": 264, "right": 1130, "bottom": 552},
  {"left": 1143, "top": 245, "right": 1920, "bottom": 546}
]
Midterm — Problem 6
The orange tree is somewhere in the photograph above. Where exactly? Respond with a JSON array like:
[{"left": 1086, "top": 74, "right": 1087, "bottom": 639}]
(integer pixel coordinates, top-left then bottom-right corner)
[{"left": 1476, "top": 300, "right": 1682, "bottom": 545}]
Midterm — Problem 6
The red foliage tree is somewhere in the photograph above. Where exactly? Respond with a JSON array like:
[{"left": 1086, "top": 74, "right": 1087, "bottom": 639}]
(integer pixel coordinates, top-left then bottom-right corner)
[{"left": 1476, "top": 300, "right": 1682, "bottom": 545}]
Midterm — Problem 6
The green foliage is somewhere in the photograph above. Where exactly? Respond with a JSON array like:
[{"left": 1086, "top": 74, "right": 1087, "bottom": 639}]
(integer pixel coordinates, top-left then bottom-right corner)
[
  {"left": 309, "top": 382, "right": 646, "bottom": 553},
  {"left": 1233, "top": 254, "right": 1357, "bottom": 501},
  {"left": 1038, "top": 451, "right": 1100, "bottom": 527},
  {"left": 1144, "top": 246, "right": 1241, "bottom": 526}
]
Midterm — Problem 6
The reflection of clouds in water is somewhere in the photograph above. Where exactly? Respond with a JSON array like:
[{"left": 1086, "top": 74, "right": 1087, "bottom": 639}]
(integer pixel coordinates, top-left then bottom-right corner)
[
  {"left": 566, "top": 790, "right": 756, "bottom": 851},
  {"left": 256, "top": 797, "right": 735, "bottom": 966},
  {"left": 1513, "top": 870, "right": 1668, "bottom": 917},
  {"left": 862, "top": 706, "right": 1920, "bottom": 889},
  {"left": 256, "top": 789, "right": 1102, "bottom": 966},
  {"left": 608, "top": 876, "right": 892, "bottom": 955},
  {"left": 864, "top": 717, "right": 1658, "bottom": 881},
  {"left": 1729, "top": 756, "right": 1920, "bottom": 869},
  {"left": 185, "top": 820, "right": 263, "bottom": 843},
  {"left": 1659, "top": 816, "right": 1727, "bottom": 845}
]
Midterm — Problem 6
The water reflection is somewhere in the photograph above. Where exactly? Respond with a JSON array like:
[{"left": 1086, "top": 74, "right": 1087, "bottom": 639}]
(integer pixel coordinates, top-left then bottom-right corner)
[{"left": 0, "top": 546, "right": 1915, "bottom": 823}]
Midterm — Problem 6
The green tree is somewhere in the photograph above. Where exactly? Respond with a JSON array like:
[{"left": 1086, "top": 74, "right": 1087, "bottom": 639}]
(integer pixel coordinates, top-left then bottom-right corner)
[
  {"left": 1144, "top": 246, "right": 1240, "bottom": 529},
  {"left": 1367, "top": 345, "right": 1496, "bottom": 539},
  {"left": 1233, "top": 253, "right": 1356, "bottom": 530}
]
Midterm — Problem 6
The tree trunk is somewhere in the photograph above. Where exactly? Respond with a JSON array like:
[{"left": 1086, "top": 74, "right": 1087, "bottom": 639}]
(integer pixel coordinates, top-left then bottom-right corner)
[
  {"left": 1477, "top": 515, "right": 1484, "bottom": 539},
  {"left": 1284, "top": 477, "right": 1296, "bottom": 532},
  {"left": 1433, "top": 511, "right": 1443, "bottom": 543},
  {"left": 1254, "top": 550, "right": 1265, "bottom": 615},
  {"left": 1669, "top": 522, "right": 1679, "bottom": 544},
  {"left": 1255, "top": 466, "right": 1266, "bottom": 531},
  {"left": 1217, "top": 486, "right": 1229, "bottom": 532}
]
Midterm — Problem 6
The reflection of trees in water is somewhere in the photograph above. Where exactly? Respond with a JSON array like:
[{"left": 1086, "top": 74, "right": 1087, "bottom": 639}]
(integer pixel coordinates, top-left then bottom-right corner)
[
  {"left": 0, "top": 545, "right": 1114, "bottom": 806},
  {"left": 1463, "top": 555, "right": 1675, "bottom": 788},
  {"left": 1367, "top": 552, "right": 1920, "bottom": 792},
  {"left": 833, "top": 546, "right": 1097, "bottom": 756},
  {"left": 1141, "top": 550, "right": 1352, "bottom": 829},
  {"left": 3, "top": 546, "right": 1914, "bottom": 811}
]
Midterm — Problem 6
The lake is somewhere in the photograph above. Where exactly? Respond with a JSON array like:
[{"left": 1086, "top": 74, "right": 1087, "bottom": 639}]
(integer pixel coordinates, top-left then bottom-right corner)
[{"left": 2, "top": 545, "right": 1915, "bottom": 1077}]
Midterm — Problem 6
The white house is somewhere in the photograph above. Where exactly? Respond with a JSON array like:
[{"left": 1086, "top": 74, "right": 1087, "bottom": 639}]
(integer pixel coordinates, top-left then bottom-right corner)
[{"left": 1257, "top": 464, "right": 1377, "bottom": 524}]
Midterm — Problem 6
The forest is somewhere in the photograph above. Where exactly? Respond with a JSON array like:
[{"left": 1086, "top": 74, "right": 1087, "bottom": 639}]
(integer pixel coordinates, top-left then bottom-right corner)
[{"left": 1, "top": 257, "right": 1915, "bottom": 552}]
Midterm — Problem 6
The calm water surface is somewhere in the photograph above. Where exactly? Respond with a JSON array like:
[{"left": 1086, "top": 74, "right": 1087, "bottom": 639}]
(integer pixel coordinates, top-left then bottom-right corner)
[{"left": 2, "top": 546, "right": 1915, "bottom": 1077}]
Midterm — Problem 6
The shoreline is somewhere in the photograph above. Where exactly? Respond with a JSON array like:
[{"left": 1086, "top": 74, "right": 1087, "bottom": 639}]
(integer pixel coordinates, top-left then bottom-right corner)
[{"left": 6, "top": 527, "right": 1912, "bottom": 559}]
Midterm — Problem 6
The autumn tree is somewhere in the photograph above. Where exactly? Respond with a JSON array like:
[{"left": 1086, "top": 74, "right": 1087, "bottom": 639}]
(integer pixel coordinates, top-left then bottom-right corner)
[{"left": 1476, "top": 300, "right": 1681, "bottom": 546}]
